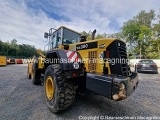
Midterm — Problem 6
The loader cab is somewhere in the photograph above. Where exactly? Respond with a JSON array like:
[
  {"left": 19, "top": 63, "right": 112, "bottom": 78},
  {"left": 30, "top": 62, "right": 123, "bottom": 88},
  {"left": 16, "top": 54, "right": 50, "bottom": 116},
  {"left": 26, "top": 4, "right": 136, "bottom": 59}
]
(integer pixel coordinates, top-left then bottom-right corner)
[{"left": 44, "top": 26, "right": 81, "bottom": 50}]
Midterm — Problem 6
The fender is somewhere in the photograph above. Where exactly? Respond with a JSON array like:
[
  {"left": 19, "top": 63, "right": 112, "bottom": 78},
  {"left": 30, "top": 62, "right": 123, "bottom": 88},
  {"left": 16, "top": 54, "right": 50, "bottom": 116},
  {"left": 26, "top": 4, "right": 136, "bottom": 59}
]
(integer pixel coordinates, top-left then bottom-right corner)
[{"left": 44, "top": 49, "right": 83, "bottom": 71}]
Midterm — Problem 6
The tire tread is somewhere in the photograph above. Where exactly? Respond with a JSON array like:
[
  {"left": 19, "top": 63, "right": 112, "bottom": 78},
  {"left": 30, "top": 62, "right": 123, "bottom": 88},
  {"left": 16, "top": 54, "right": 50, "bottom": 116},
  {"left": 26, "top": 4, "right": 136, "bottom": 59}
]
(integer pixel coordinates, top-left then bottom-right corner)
[{"left": 45, "top": 64, "right": 77, "bottom": 113}]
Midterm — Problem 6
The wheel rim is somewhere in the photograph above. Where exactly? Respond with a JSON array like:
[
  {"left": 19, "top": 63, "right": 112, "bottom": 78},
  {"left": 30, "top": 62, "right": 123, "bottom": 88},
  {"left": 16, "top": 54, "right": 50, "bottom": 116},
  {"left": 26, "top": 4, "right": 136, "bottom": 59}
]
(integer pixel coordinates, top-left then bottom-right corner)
[
  {"left": 31, "top": 64, "right": 35, "bottom": 79},
  {"left": 31, "top": 67, "right": 34, "bottom": 79},
  {"left": 45, "top": 76, "right": 54, "bottom": 100},
  {"left": 27, "top": 65, "right": 30, "bottom": 78}
]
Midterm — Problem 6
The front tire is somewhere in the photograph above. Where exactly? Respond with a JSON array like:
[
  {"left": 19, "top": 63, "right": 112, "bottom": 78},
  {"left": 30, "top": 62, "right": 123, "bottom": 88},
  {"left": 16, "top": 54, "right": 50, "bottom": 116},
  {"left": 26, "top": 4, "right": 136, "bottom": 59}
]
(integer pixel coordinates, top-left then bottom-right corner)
[
  {"left": 27, "top": 63, "right": 32, "bottom": 79},
  {"left": 44, "top": 64, "right": 77, "bottom": 113},
  {"left": 32, "top": 62, "right": 41, "bottom": 85}
]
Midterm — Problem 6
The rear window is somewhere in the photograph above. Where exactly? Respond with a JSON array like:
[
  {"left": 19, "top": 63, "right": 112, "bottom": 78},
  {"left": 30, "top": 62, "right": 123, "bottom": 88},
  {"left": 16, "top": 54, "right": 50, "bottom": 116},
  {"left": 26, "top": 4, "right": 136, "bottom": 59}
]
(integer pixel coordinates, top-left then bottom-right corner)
[{"left": 138, "top": 60, "right": 154, "bottom": 63}]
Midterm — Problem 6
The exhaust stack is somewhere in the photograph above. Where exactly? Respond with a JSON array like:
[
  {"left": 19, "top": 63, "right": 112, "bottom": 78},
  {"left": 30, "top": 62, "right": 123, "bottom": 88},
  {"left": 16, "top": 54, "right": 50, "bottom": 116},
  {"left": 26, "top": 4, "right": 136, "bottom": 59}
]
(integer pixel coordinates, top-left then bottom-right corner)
[{"left": 92, "top": 29, "right": 96, "bottom": 40}]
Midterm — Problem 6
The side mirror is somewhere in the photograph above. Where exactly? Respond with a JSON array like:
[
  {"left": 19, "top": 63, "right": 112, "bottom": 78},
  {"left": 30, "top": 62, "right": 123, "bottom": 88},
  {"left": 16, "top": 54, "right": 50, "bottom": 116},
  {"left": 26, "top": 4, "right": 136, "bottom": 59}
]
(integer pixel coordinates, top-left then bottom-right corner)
[{"left": 44, "top": 32, "right": 49, "bottom": 38}]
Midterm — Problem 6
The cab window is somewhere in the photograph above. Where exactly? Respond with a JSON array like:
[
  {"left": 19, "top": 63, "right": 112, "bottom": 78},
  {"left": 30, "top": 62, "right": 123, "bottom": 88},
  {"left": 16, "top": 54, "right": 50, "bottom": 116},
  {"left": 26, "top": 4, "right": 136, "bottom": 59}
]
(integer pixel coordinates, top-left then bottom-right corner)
[
  {"left": 62, "top": 28, "right": 81, "bottom": 45},
  {"left": 50, "top": 30, "right": 61, "bottom": 48}
]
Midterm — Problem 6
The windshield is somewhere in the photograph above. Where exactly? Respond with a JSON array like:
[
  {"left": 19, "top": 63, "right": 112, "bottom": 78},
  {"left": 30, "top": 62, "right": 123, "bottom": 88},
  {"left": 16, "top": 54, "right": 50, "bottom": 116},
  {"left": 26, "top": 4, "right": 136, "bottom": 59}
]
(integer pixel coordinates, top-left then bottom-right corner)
[{"left": 62, "top": 28, "right": 81, "bottom": 44}]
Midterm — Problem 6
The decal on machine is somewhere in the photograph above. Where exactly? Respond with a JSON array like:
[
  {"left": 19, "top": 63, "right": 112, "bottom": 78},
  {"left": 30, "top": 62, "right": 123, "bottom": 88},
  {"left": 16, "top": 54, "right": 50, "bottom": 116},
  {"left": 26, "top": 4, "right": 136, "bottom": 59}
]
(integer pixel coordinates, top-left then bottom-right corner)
[
  {"left": 73, "top": 62, "right": 79, "bottom": 69},
  {"left": 99, "top": 52, "right": 104, "bottom": 58},
  {"left": 76, "top": 42, "right": 97, "bottom": 50},
  {"left": 99, "top": 43, "right": 105, "bottom": 48},
  {"left": 65, "top": 51, "right": 79, "bottom": 62}
]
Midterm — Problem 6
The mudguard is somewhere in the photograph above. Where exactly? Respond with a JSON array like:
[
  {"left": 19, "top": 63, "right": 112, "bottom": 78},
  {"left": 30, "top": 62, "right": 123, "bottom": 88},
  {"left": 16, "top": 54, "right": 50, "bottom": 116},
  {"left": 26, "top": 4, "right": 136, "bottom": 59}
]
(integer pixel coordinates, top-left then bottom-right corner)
[{"left": 45, "top": 49, "right": 83, "bottom": 71}]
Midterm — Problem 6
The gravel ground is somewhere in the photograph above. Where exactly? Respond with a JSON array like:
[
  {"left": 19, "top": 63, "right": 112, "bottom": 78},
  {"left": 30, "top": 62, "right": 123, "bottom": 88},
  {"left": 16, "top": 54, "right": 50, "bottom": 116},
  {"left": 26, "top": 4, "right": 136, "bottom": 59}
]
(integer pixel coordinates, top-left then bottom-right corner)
[{"left": 0, "top": 64, "right": 160, "bottom": 120}]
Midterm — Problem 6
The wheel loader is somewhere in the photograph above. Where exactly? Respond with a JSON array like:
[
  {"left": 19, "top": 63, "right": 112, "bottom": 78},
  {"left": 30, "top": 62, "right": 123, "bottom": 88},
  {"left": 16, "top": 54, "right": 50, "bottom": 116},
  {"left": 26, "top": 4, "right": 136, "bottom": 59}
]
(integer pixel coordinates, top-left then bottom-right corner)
[
  {"left": 0, "top": 56, "right": 7, "bottom": 66},
  {"left": 27, "top": 26, "right": 138, "bottom": 113}
]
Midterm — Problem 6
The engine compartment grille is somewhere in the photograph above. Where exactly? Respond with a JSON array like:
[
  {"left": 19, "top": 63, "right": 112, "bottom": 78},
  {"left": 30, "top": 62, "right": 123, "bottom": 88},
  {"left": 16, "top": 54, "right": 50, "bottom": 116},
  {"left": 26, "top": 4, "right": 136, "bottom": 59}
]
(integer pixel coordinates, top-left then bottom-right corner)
[
  {"left": 117, "top": 41, "right": 128, "bottom": 76},
  {"left": 106, "top": 40, "right": 131, "bottom": 76},
  {"left": 88, "top": 51, "right": 97, "bottom": 72}
]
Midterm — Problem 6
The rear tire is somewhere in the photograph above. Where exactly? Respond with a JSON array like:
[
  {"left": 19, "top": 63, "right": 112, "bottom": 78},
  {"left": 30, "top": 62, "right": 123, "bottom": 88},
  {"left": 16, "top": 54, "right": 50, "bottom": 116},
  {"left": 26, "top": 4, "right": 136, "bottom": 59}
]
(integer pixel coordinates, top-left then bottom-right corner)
[
  {"left": 44, "top": 64, "right": 77, "bottom": 113},
  {"left": 155, "top": 70, "right": 158, "bottom": 74}
]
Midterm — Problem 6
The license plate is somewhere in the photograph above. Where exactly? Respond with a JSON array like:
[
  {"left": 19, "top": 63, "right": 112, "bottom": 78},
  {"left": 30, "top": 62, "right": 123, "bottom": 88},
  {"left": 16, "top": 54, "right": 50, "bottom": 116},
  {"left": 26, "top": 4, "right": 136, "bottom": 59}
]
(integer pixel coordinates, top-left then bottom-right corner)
[{"left": 144, "top": 64, "right": 149, "bottom": 67}]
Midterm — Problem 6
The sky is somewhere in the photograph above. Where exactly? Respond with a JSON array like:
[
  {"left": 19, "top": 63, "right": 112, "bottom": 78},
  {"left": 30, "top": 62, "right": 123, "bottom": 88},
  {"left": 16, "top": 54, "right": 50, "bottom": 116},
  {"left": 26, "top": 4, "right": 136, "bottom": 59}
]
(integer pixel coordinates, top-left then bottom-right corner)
[{"left": 0, "top": 0, "right": 160, "bottom": 49}]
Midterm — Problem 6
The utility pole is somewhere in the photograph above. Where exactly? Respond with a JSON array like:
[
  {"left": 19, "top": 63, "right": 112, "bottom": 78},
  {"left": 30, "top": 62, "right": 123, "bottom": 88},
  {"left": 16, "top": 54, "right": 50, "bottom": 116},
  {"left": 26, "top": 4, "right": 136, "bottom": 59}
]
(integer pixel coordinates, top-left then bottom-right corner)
[
  {"left": 155, "top": 31, "right": 160, "bottom": 56},
  {"left": 140, "top": 43, "right": 141, "bottom": 59}
]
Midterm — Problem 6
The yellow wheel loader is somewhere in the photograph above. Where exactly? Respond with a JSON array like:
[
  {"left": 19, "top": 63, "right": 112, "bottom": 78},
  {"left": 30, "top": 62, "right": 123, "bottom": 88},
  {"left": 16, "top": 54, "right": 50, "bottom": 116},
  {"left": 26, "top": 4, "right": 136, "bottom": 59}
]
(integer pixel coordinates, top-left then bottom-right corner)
[{"left": 27, "top": 26, "right": 138, "bottom": 113}]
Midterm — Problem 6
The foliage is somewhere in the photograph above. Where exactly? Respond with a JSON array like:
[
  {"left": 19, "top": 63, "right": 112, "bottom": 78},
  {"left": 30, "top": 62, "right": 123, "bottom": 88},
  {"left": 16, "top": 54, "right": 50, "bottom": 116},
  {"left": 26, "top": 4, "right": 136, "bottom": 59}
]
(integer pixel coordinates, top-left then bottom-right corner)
[
  {"left": 0, "top": 39, "right": 38, "bottom": 58},
  {"left": 121, "top": 9, "right": 160, "bottom": 59}
]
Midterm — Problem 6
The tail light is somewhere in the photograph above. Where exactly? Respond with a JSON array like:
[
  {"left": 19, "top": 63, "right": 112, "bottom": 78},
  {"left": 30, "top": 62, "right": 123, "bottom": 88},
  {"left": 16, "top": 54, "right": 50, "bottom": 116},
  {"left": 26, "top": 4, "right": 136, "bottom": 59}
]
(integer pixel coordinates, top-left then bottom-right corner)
[
  {"left": 137, "top": 64, "right": 142, "bottom": 68},
  {"left": 106, "top": 51, "right": 109, "bottom": 58},
  {"left": 150, "top": 64, "right": 157, "bottom": 68},
  {"left": 72, "top": 73, "right": 77, "bottom": 77}
]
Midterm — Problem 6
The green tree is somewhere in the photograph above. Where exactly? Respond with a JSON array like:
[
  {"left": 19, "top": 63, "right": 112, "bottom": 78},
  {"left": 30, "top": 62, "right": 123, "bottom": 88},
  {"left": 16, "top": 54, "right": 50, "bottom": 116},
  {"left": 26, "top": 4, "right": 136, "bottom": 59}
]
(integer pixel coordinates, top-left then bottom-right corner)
[
  {"left": 0, "top": 39, "right": 38, "bottom": 58},
  {"left": 135, "top": 9, "right": 155, "bottom": 27},
  {"left": 152, "top": 11, "right": 160, "bottom": 57},
  {"left": 121, "top": 9, "right": 157, "bottom": 58}
]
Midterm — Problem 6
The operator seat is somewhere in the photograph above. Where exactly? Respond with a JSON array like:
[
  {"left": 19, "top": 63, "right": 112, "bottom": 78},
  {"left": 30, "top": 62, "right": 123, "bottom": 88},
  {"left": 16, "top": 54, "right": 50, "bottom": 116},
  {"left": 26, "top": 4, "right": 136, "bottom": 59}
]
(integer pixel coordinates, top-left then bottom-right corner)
[{"left": 80, "top": 36, "right": 87, "bottom": 42}]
